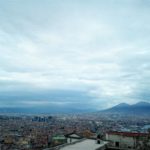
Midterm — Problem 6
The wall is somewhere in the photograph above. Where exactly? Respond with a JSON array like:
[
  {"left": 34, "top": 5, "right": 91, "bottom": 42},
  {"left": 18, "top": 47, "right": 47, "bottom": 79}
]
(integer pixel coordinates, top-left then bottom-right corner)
[{"left": 106, "top": 134, "right": 136, "bottom": 150}]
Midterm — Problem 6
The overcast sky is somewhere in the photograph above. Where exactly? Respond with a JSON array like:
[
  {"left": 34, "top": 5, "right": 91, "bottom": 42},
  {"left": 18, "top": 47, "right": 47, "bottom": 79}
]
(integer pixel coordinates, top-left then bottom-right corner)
[{"left": 0, "top": 0, "right": 150, "bottom": 110}]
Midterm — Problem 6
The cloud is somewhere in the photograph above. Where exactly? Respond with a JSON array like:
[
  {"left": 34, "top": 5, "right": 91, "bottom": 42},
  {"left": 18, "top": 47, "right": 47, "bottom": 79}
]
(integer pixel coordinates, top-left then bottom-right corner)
[{"left": 0, "top": 0, "right": 150, "bottom": 110}]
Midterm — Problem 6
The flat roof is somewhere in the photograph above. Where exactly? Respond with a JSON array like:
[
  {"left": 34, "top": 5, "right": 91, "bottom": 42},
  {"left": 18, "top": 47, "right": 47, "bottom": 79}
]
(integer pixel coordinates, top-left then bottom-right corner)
[
  {"left": 107, "top": 131, "right": 149, "bottom": 137},
  {"left": 68, "top": 134, "right": 81, "bottom": 138},
  {"left": 60, "top": 139, "right": 108, "bottom": 150}
]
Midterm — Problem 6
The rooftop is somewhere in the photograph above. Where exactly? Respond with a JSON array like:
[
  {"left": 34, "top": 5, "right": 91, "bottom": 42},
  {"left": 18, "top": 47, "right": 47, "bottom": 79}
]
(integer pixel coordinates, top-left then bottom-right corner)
[
  {"left": 52, "top": 135, "right": 66, "bottom": 140},
  {"left": 107, "top": 131, "right": 149, "bottom": 137},
  {"left": 67, "top": 134, "right": 81, "bottom": 138},
  {"left": 60, "top": 139, "right": 108, "bottom": 150}
]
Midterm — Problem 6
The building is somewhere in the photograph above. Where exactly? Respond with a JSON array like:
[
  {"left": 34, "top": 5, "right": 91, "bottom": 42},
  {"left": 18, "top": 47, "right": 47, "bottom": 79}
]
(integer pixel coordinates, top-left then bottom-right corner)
[
  {"left": 50, "top": 135, "right": 67, "bottom": 146},
  {"left": 44, "top": 139, "right": 108, "bottom": 150},
  {"left": 106, "top": 131, "right": 150, "bottom": 150},
  {"left": 60, "top": 139, "right": 108, "bottom": 150},
  {"left": 44, "top": 134, "right": 108, "bottom": 150},
  {"left": 66, "top": 133, "right": 82, "bottom": 143}
]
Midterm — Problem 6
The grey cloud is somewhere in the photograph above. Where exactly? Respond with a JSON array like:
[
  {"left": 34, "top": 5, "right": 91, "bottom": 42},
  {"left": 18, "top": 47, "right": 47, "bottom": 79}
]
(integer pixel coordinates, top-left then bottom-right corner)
[{"left": 0, "top": 0, "right": 150, "bottom": 110}]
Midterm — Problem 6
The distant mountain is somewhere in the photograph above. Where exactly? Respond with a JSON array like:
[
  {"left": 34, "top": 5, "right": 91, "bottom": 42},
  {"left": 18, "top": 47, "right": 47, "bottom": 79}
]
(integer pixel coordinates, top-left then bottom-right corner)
[
  {"left": 101, "top": 101, "right": 150, "bottom": 116},
  {"left": 133, "top": 101, "right": 150, "bottom": 107},
  {"left": 113, "top": 103, "right": 130, "bottom": 108}
]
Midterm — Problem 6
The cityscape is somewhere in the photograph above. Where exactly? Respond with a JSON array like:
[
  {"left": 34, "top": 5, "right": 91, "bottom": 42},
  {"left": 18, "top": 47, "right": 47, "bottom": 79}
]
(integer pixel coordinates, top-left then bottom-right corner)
[
  {"left": 0, "top": 103, "right": 150, "bottom": 150},
  {"left": 1, "top": 0, "right": 150, "bottom": 150}
]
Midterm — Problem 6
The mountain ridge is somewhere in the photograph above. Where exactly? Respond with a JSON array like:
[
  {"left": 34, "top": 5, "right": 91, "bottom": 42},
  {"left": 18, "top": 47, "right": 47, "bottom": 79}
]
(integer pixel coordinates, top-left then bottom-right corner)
[{"left": 101, "top": 101, "right": 150, "bottom": 116}]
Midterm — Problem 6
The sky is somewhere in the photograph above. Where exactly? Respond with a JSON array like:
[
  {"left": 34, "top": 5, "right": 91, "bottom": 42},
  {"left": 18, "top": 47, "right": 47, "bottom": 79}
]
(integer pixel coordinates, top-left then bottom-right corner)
[{"left": 0, "top": 0, "right": 150, "bottom": 111}]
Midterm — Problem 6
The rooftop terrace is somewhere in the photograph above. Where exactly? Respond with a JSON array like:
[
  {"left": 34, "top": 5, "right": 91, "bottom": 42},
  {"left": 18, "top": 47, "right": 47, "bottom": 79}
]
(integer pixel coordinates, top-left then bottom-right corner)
[{"left": 60, "top": 139, "right": 108, "bottom": 150}]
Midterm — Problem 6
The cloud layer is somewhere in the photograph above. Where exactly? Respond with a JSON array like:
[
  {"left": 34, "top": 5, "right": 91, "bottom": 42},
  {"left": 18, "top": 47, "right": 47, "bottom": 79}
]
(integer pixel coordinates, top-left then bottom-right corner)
[{"left": 0, "top": 0, "right": 150, "bottom": 110}]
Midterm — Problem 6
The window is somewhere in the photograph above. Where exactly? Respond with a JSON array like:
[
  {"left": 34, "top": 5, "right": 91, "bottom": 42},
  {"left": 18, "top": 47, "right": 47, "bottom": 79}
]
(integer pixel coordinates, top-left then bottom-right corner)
[{"left": 115, "top": 142, "right": 119, "bottom": 147}]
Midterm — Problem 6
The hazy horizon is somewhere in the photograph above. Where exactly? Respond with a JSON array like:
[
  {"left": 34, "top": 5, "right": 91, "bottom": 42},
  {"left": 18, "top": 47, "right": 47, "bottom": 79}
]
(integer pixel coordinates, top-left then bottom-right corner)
[{"left": 0, "top": 0, "right": 150, "bottom": 112}]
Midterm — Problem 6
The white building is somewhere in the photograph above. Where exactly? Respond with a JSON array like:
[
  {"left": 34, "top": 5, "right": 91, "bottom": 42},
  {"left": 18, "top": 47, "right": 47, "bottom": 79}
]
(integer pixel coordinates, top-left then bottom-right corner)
[
  {"left": 44, "top": 137, "right": 108, "bottom": 150},
  {"left": 66, "top": 133, "right": 82, "bottom": 143},
  {"left": 106, "top": 131, "right": 149, "bottom": 150},
  {"left": 60, "top": 139, "right": 108, "bottom": 150}
]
